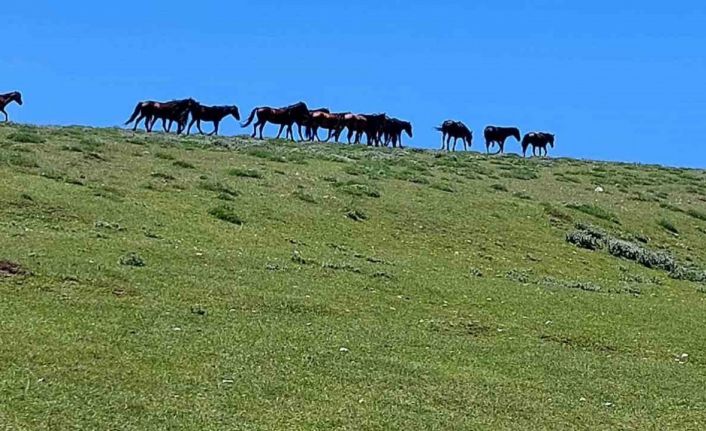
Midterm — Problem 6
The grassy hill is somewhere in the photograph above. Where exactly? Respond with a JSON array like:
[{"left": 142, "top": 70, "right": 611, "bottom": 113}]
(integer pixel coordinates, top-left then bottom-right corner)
[{"left": 2, "top": 123, "right": 706, "bottom": 430}]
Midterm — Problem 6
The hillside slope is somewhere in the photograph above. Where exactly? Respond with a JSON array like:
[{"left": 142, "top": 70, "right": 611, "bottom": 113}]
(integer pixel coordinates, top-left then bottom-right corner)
[{"left": 2, "top": 123, "right": 706, "bottom": 430}]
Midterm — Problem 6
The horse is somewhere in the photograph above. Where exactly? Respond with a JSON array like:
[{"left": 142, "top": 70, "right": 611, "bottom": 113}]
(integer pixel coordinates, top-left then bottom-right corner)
[
  {"left": 241, "top": 102, "right": 310, "bottom": 140},
  {"left": 338, "top": 113, "right": 367, "bottom": 144},
  {"left": 436, "top": 120, "right": 473, "bottom": 151},
  {"left": 125, "top": 98, "right": 196, "bottom": 134},
  {"left": 521, "top": 132, "right": 555, "bottom": 157},
  {"left": 186, "top": 104, "right": 240, "bottom": 136},
  {"left": 484, "top": 126, "right": 520, "bottom": 154},
  {"left": 383, "top": 117, "right": 413, "bottom": 148},
  {"left": 0, "top": 91, "right": 23, "bottom": 122},
  {"left": 297, "top": 108, "right": 330, "bottom": 141},
  {"left": 361, "top": 113, "right": 387, "bottom": 146},
  {"left": 307, "top": 111, "right": 348, "bottom": 142}
]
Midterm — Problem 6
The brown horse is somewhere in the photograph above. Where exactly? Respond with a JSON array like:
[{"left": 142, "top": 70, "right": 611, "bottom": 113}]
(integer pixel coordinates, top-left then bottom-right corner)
[
  {"left": 125, "top": 98, "right": 196, "bottom": 133},
  {"left": 436, "top": 120, "right": 473, "bottom": 151},
  {"left": 307, "top": 111, "right": 348, "bottom": 142},
  {"left": 383, "top": 117, "right": 413, "bottom": 148},
  {"left": 186, "top": 104, "right": 240, "bottom": 136},
  {"left": 297, "top": 108, "right": 330, "bottom": 141},
  {"left": 0, "top": 91, "right": 23, "bottom": 122},
  {"left": 484, "top": 126, "right": 521, "bottom": 154},
  {"left": 241, "top": 102, "right": 311, "bottom": 140},
  {"left": 338, "top": 113, "right": 368, "bottom": 144},
  {"left": 521, "top": 132, "right": 555, "bottom": 157}
]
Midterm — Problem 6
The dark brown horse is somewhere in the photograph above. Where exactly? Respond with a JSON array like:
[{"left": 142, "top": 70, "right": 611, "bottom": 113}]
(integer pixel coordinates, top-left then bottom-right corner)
[
  {"left": 521, "top": 132, "right": 555, "bottom": 157},
  {"left": 186, "top": 104, "right": 240, "bottom": 136},
  {"left": 383, "top": 117, "right": 413, "bottom": 148},
  {"left": 125, "top": 98, "right": 196, "bottom": 134},
  {"left": 436, "top": 120, "right": 473, "bottom": 151},
  {"left": 362, "top": 113, "right": 387, "bottom": 146},
  {"left": 484, "top": 126, "right": 521, "bottom": 154},
  {"left": 307, "top": 111, "right": 348, "bottom": 142},
  {"left": 338, "top": 113, "right": 367, "bottom": 144},
  {"left": 297, "top": 108, "right": 330, "bottom": 141},
  {"left": 0, "top": 91, "right": 23, "bottom": 122},
  {"left": 241, "top": 102, "right": 311, "bottom": 140}
]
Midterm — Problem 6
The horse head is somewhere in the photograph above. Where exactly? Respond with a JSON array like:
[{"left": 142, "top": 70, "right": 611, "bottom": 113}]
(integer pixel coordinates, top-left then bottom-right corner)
[
  {"left": 465, "top": 128, "right": 473, "bottom": 144},
  {"left": 229, "top": 106, "right": 241, "bottom": 121},
  {"left": 511, "top": 127, "right": 521, "bottom": 141},
  {"left": 546, "top": 133, "right": 555, "bottom": 147},
  {"left": 403, "top": 121, "right": 413, "bottom": 138},
  {"left": 14, "top": 92, "right": 23, "bottom": 105}
]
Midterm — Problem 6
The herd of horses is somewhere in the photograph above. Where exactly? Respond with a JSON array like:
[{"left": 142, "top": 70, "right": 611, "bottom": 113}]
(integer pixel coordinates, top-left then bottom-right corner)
[{"left": 0, "top": 91, "right": 556, "bottom": 156}]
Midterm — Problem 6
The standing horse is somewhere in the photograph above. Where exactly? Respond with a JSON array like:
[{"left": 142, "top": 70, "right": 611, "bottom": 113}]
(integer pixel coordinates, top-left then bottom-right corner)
[
  {"left": 125, "top": 98, "right": 196, "bottom": 133},
  {"left": 307, "top": 111, "right": 347, "bottom": 142},
  {"left": 484, "top": 126, "right": 520, "bottom": 154},
  {"left": 383, "top": 117, "right": 413, "bottom": 148},
  {"left": 186, "top": 104, "right": 240, "bottom": 136},
  {"left": 0, "top": 92, "right": 23, "bottom": 122},
  {"left": 241, "top": 102, "right": 311, "bottom": 140},
  {"left": 436, "top": 120, "right": 473, "bottom": 151},
  {"left": 362, "top": 113, "right": 387, "bottom": 146},
  {"left": 521, "top": 132, "right": 555, "bottom": 157},
  {"left": 338, "top": 113, "right": 368, "bottom": 144},
  {"left": 297, "top": 108, "right": 330, "bottom": 141}
]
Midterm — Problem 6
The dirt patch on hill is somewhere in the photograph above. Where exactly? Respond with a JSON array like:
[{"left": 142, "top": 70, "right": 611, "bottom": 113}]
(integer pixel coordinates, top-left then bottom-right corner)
[{"left": 0, "top": 260, "right": 29, "bottom": 277}]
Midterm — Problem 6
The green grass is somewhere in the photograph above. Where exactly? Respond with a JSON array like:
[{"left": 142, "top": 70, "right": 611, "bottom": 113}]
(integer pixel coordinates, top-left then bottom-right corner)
[{"left": 2, "top": 123, "right": 706, "bottom": 429}]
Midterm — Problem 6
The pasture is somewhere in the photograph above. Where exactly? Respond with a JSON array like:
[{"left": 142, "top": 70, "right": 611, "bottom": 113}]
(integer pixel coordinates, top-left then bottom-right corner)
[{"left": 1, "top": 123, "right": 706, "bottom": 429}]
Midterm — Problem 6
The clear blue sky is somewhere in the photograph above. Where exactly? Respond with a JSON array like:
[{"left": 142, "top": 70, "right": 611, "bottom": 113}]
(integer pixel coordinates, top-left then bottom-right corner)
[{"left": 4, "top": 1, "right": 706, "bottom": 167}]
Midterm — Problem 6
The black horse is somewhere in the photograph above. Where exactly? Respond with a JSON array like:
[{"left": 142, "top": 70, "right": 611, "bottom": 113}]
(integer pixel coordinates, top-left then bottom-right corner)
[
  {"left": 436, "top": 120, "right": 473, "bottom": 151},
  {"left": 383, "top": 117, "right": 413, "bottom": 148},
  {"left": 0, "top": 91, "right": 23, "bottom": 122},
  {"left": 484, "top": 126, "right": 521, "bottom": 154},
  {"left": 521, "top": 132, "right": 555, "bottom": 157},
  {"left": 125, "top": 98, "right": 197, "bottom": 134},
  {"left": 241, "top": 102, "right": 311, "bottom": 140},
  {"left": 186, "top": 104, "right": 240, "bottom": 136}
]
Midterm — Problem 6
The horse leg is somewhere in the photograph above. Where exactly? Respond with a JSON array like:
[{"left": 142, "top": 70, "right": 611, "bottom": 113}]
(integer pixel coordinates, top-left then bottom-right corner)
[
  {"left": 258, "top": 122, "right": 265, "bottom": 139},
  {"left": 276, "top": 124, "right": 285, "bottom": 139},
  {"left": 186, "top": 119, "right": 195, "bottom": 135},
  {"left": 209, "top": 121, "right": 219, "bottom": 136},
  {"left": 2, "top": 109, "right": 8, "bottom": 122}
]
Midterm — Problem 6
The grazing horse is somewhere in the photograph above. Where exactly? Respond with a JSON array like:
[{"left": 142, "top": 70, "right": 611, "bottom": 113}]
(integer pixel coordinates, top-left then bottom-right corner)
[
  {"left": 307, "top": 111, "right": 348, "bottom": 142},
  {"left": 436, "top": 120, "right": 473, "bottom": 151},
  {"left": 186, "top": 104, "right": 240, "bottom": 136},
  {"left": 241, "top": 102, "right": 311, "bottom": 140},
  {"left": 125, "top": 98, "right": 196, "bottom": 134},
  {"left": 484, "top": 126, "right": 520, "bottom": 154},
  {"left": 521, "top": 132, "right": 555, "bottom": 157},
  {"left": 362, "top": 113, "right": 387, "bottom": 146},
  {"left": 383, "top": 117, "right": 413, "bottom": 148},
  {"left": 0, "top": 91, "right": 23, "bottom": 122}
]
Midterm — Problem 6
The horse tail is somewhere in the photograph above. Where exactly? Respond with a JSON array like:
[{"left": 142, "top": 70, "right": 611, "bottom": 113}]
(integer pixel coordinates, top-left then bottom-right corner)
[
  {"left": 240, "top": 108, "right": 258, "bottom": 127},
  {"left": 434, "top": 126, "right": 443, "bottom": 131},
  {"left": 124, "top": 102, "right": 143, "bottom": 125}
]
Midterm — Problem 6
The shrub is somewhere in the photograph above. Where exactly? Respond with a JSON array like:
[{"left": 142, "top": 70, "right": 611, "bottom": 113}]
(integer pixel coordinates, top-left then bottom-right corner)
[
  {"left": 229, "top": 168, "right": 263, "bottom": 179},
  {"left": 658, "top": 218, "right": 679, "bottom": 235},
  {"left": 173, "top": 160, "right": 195, "bottom": 169},
  {"left": 120, "top": 253, "right": 145, "bottom": 267},
  {"left": 209, "top": 205, "right": 243, "bottom": 225},
  {"left": 490, "top": 183, "right": 508, "bottom": 192},
  {"left": 566, "top": 203, "right": 620, "bottom": 224}
]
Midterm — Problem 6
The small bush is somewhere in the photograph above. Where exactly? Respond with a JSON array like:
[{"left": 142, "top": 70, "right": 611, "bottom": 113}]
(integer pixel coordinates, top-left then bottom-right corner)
[
  {"left": 199, "top": 181, "right": 239, "bottom": 197},
  {"left": 338, "top": 182, "right": 381, "bottom": 198},
  {"left": 346, "top": 209, "right": 368, "bottom": 222},
  {"left": 541, "top": 203, "right": 573, "bottom": 222},
  {"left": 658, "top": 218, "right": 679, "bottom": 235},
  {"left": 229, "top": 168, "right": 263, "bottom": 179},
  {"left": 566, "top": 203, "right": 620, "bottom": 224},
  {"left": 173, "top": 160, "right": 195, "bottom": 169},
  {"left": 120, "top": 253, "right": 145, "bottom": 267},
  {"left": 293, "top": 189, "right": 318, "bottom": 204},
  {"left": 501, "top": 168, "right": 538, "bottom": 181},
  {"left": 490, "top": 183, "right": 508, "bottom": 192},
  {"left": 209, "top": 205, "right": 243, "bottom": 225},
  {"left": 7, "top": 132, "right": 45, "bottom": 144},
  {"left": 605, "top": 238, "right": 676, "bottom": 272},
  {"left": 686, "top": 208, "right": 706, "bottom": 221},
  {"left": 154, "top": 152, "right": 175, "bottom": 160}
]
